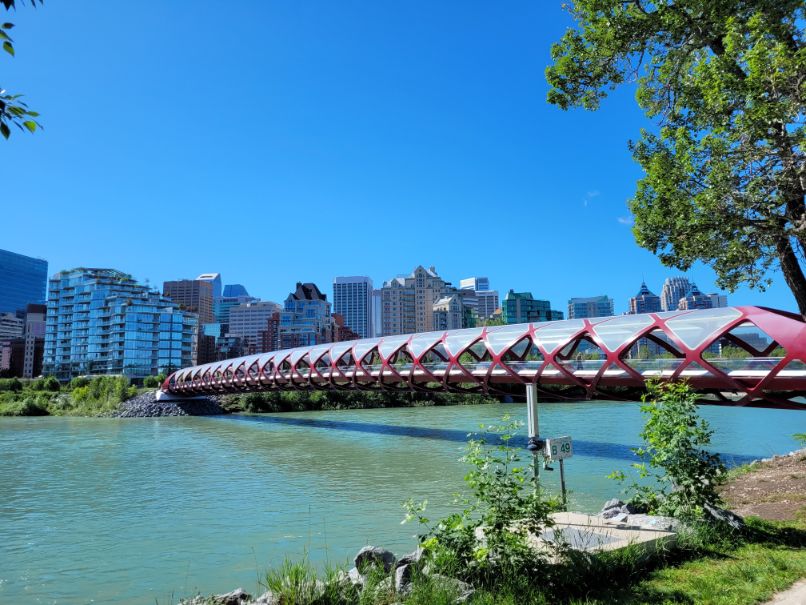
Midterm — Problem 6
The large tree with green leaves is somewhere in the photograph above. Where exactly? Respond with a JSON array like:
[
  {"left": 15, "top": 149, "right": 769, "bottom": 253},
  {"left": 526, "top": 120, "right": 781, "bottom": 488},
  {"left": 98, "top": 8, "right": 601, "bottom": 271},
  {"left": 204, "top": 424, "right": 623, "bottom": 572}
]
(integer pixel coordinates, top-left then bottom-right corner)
[
  {"left": 546, "top": 1, "right": 806, "bottom": 316},
  {"left": 1, "top": 0, "right": 40, "bottom": 139}
]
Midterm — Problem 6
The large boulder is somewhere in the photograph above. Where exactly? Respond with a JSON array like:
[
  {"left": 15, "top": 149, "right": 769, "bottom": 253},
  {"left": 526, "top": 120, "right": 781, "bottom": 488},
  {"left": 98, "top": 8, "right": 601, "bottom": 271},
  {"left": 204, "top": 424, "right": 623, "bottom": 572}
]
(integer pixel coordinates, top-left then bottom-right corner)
[
  {"left": 704, "top": 504, "right": 745, "bottom": 531},
  {"left": 394, "top": 563, "right": 413, "bottom": 595},
  {"left": 354, "top": 545, "right": 397, "bottom": 573},
  {"left": 395, "top": 547, "right": 424, "bottom": 570}
]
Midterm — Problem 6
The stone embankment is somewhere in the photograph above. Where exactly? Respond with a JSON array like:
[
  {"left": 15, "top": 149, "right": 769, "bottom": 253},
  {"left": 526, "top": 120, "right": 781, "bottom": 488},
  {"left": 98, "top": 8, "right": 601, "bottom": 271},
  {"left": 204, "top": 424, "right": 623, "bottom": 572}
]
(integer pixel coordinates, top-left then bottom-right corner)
[
  {"left": 181, "top": 545, "right": 473, "bottom": 605},
  {"left": 114, "top": 390, "right": 226, "bottom": 417}
]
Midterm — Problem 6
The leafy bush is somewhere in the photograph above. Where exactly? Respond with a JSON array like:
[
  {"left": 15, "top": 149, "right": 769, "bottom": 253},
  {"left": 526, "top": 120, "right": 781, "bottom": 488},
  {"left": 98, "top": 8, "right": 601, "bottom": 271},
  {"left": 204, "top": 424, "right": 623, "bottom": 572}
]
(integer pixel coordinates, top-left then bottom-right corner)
[
  {"left": 69, "top": 376, "right": 90, "bottom": 390},
  {"left": 43, "top": 376, "right": 61, "bottom": 392},
  {"left": 0, "top": 378, "right": 23, "bottom": 392},
  {"left": 405, "top": 417, "right": 561, "bottom": 587},
  {"left": 142, "top": 375, "right": 161, "bottom": 388},
  {"left": 610, "top": 381, "right": 725, "bottom": 521}
]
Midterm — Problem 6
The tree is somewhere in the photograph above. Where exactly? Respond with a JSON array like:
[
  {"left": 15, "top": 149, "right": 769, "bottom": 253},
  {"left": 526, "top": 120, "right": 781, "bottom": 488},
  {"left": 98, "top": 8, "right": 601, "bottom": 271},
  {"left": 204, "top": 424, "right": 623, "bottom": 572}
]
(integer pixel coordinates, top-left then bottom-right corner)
[
  {"left": 1, "top": 0, "right": 41, "bottom": 139},
  {"left": 546, "top": 1, "right": 806, "bottom": 316}
]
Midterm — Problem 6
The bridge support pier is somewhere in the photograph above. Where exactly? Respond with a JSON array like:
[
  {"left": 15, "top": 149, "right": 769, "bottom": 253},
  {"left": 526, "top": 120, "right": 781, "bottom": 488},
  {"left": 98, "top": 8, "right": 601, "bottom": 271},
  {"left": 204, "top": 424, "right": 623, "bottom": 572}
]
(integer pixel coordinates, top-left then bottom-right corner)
[{"left": 526, "top": 384, "right": 540, "bottom": 485}]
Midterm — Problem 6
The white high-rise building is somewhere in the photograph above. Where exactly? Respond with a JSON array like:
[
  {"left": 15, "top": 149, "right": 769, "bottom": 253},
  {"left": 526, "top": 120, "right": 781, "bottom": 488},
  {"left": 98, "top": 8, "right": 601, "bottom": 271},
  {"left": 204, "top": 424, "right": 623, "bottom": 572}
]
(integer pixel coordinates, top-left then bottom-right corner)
[
  {"left": 460, "top": 277, "right": 490, "bottom": 291},
  {"left": 460, "top": 276, "right": 499, "bottom": 320},
  {"left": 333, "top": 276, "right": 374, "bottom": 339},
  {"left": 660, "top": 276, "right": 691, "bottom": 312}
]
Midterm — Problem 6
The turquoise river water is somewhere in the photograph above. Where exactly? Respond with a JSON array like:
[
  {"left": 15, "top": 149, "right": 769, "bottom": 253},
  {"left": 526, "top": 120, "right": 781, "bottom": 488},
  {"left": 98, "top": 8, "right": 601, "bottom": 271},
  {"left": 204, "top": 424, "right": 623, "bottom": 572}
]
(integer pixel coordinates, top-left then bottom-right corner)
[{"left": 1, "top": 401, "right": 804, "bottom": 604}]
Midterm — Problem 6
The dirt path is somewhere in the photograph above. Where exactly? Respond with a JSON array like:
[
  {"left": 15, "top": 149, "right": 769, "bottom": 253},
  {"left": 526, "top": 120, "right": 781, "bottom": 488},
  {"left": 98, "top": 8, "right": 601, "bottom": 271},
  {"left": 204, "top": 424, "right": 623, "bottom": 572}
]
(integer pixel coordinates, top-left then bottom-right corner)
[{"left": 720, "top": 448, "right": 806, "bottom": 521}]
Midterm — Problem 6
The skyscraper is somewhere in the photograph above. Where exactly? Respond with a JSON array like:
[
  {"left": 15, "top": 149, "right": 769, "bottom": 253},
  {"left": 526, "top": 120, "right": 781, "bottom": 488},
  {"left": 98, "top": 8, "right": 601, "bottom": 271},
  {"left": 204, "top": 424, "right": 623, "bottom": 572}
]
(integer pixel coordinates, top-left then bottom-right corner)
[
  {"left": 628, "top": 281, "right": 662, "bottom": 314},
  {"left": 460, "top": 276, "right": 499, "bottom": 320},
  {"left": 660, "top": 276, "right": 691, "bottom": 312},
  {"left": 229, "top": 300, "right": 282, "bottom": 353},
  {"left": 380, "top": 266, "right": 455, "bottom": 336},
  {"left": 163, "top": 278, "right": 216, "bottom": 364},
  {"left": 679, "top": 283, "right": 714, "bottom": 310},
  {"left": 44, "top": 269, "right": 197, "bottom": 380},
  {"left": 0, "top": 249, "right": 48, "bottom": 314},
  {"left": 333, "top": 276, "right": 373, "bottom": 339},
  {"left": 568, "top": 295, "right": 615, "bottom": 319},
  {"left": 502, "top": 290, "right": 564, "bottom": 324},
  {"left": 275, "top": 282, "right": 334, "bottom": 350},
  {"left": 459, "top": 277, "right": 490, "bottom": 291}
]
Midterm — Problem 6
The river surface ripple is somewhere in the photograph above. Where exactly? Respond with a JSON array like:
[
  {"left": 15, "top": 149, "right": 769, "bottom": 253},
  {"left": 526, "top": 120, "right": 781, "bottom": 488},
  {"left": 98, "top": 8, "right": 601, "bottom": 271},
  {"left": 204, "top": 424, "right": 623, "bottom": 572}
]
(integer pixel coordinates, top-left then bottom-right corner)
[{"left": 1, "top": 401, "right": 803, "bottom": 604}]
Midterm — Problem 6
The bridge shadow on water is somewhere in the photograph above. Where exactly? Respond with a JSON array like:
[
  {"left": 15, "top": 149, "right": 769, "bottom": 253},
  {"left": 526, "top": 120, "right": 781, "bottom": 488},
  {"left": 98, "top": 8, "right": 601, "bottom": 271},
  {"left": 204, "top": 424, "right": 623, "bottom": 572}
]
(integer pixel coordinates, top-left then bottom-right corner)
[{"left": 221, "top": 414, "right": 758, "bottom": 466}]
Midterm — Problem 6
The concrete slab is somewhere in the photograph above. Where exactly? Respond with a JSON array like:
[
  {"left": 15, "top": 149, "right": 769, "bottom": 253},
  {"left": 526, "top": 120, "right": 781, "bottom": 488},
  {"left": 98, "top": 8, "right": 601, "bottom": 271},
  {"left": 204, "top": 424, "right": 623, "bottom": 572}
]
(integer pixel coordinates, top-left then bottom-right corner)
[{"left": 535, "top": 512, "right": 678, "bottom": 554}]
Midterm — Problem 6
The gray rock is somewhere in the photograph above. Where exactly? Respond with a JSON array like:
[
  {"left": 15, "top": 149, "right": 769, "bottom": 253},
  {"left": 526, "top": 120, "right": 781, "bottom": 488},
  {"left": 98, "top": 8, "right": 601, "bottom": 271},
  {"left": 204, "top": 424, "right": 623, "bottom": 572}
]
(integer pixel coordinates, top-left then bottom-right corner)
[
  {"left": 113, "top": 390, "right": 225, "bottom": 418},
  {"left": 609, "top": 512, "right": 630, "bottom": 524},
  {"left": 704, "top": 504, "right": 745, "bottom": 531},
  {"left": 601, "top": 498, "right": 623, "bottom": 512},
  {"left": 601, "top": 507, "right": 621, "bottom": 519},
  {"left": 430, "top": 574, "right": 474, "bottom": 604},
  {"left": 216, "top": 588, "right": 251, "bottom": 605},
  {"left": 355, "top": 545, "right": 397, "bottom": 573},
  {"left": 395, "top": 547, "right": 424, "bottom": 570},
  {"left": 251, "top": 591, "right": 279, "bottom": 605},
  {"left": 394, "top": 563, "right": 412, "bottom": 595},
  {"left": 347, "top": 566, "right": 365, "bottom": 587}
]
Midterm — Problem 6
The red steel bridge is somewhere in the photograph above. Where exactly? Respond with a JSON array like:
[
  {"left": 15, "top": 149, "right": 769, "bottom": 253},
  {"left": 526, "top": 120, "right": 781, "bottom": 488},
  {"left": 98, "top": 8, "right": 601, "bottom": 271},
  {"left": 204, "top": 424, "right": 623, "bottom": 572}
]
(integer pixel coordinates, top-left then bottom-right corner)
[{"left": 162, "top": 306, "right": 806, "bottom": 410}]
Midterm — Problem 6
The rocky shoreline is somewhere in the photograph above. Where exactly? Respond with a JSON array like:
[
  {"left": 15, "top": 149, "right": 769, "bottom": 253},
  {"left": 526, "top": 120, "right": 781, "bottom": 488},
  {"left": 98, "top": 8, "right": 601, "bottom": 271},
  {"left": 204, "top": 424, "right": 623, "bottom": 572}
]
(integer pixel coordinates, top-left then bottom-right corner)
[{"left": 114, "top": 390, "right": 226, "bottom": 418}]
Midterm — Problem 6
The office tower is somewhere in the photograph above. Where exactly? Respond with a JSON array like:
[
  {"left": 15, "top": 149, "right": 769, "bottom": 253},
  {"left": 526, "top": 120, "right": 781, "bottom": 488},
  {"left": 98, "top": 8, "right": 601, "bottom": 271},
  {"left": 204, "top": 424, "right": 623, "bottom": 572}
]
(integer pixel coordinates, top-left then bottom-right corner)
[
  {"left": 628, "top": 281, "right": 662, "bottom": 314},
  {"left": 163, "top": 278, "right": 216, "bottom": 364},
  {"left": 460, "top": 276, "right": 499, "bottom": 320},
  {"left": 333, "top": 276, "right": 373, "bottom": 339},
  {"left": 502, "top": 290, "right": 564, "bottom": 324},
  {"left": 568, "top": 295, "right": 615, "bottom": 319},
  {"left": 228, "top": 300, "right": 282, "bottom": 354},
  {"left": 660, "top": 276, "right": 691, "bottom": 312},
  {"left": 380, "top": 266, "right": 456, "bottom": 336},
  {"left": 679, "top": 283, "right": 714, "bottom": 310},
  {"left": 0, "top": 248, "right": 48, "bottom": 314},
  {"left": 273, "top": 282, "right": 334, "bottom": 350}
]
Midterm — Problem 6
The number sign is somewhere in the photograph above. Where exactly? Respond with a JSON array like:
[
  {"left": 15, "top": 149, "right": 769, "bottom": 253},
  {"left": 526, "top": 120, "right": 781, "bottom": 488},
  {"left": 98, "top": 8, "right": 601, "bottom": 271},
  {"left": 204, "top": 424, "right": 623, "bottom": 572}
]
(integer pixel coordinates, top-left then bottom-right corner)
[{"left": 544, "top": 436, "right": 573, "bottom": 461}]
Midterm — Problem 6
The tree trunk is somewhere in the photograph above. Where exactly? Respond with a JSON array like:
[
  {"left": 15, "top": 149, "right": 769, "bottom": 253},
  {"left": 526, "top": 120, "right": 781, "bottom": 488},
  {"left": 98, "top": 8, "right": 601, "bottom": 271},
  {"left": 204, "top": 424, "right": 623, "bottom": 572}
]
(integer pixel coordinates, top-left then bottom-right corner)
[{"left": 776, "top": 237, "right": 806, "bottom": 318}]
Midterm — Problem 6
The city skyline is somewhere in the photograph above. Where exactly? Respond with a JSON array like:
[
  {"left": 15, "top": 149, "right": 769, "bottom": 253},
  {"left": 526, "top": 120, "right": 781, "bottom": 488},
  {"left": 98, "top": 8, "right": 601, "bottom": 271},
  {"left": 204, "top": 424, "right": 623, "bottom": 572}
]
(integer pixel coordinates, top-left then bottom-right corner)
[{"left": 2, "top": 1, "right": 798, "bottom": 316}]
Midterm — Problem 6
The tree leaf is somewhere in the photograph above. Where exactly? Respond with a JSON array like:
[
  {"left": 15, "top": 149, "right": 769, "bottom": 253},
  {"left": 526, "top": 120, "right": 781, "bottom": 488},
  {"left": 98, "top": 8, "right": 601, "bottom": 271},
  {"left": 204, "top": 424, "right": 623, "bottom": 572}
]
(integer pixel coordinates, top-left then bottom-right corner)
[
  {"left": 2, "top": 23, "right": 15, "bottom": 30},
  {"left": 2, "top": 40, "right": 13, "bottom": 56},
  {"left": 0, "top": 122, "right": 10, "bottom": 139},
  {"left": 22, "top": 120, "right": 36, "bottom": 132}
]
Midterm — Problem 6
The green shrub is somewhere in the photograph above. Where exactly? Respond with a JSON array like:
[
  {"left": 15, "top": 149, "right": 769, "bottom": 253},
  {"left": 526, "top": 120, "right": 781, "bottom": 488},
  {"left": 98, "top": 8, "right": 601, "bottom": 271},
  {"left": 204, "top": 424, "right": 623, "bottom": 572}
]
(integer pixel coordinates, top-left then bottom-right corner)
[
  {"left": 142, "top": 375, "right": 161, "bottom": 388},
  {"left": 29, "top": 377, "right": 46, "bottom": 391},
  {"left": 405, "top": 417, "right": 562, "bottom": 587},
  {"left": 69, "top": 376, "right": 90, "bottom": 390},
  {"left": 610, "top": 380, "right": 725, "bottom": 522},
  {"left": 43, "top": 376, "right": 61, "bottom": 392},
  {"left": 0, "top": 378, "right": 23, "bottom": 392}
]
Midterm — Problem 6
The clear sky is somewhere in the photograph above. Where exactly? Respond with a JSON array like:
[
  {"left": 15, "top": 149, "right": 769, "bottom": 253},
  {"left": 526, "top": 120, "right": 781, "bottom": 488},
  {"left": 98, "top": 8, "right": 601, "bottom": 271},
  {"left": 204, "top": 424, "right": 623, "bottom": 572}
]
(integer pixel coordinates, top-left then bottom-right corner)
[{"left": 2, "top": 1, "right": 797, "bottom": 313}]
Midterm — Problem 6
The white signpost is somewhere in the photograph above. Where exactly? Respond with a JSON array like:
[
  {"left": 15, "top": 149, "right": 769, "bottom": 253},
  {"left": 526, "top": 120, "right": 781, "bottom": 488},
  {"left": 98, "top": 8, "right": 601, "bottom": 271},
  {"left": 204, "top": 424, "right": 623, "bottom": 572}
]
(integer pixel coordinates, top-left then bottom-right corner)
[{"left": 544, "top": 436, "right": 573, "bottom": 504}]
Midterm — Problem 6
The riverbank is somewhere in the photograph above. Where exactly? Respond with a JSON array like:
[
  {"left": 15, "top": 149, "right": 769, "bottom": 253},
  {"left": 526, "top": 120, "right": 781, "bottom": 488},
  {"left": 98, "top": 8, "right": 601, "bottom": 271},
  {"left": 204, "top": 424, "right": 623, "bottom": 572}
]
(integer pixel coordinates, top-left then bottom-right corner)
[
  {"left": 179, "top": 449, "right": 806, "bottom": 605},
  {"left": 0, "top": 377, "right": 502, "bottom": 417}
]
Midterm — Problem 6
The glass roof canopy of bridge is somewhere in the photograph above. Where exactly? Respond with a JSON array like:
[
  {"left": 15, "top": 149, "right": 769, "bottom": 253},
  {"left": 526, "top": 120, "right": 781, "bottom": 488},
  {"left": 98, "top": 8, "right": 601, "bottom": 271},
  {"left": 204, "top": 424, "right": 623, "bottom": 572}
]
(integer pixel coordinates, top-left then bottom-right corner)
[{"left": 166, "top": 306, "right": 806, "bottom": 410}]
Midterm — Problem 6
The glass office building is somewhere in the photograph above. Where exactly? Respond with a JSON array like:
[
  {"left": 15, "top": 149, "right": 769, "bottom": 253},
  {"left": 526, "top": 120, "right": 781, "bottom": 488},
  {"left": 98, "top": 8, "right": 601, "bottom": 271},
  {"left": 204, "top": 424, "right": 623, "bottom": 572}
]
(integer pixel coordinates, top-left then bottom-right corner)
[
  {"left": 0, "top": 248, "right": 48, "bottom": 314},
  {"left": 502, "top": 290, "right": 564, "bottom": 324},
  {"left": 43, "top": 268, "right": 197, "bottom": 380}
]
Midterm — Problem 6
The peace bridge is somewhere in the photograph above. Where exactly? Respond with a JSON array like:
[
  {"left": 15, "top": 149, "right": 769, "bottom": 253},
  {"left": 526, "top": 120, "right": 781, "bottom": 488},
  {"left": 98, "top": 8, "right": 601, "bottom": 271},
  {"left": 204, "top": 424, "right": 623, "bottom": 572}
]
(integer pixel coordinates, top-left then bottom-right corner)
[{"left": 162, "top": 306, "right": 806, "bottom": 411}]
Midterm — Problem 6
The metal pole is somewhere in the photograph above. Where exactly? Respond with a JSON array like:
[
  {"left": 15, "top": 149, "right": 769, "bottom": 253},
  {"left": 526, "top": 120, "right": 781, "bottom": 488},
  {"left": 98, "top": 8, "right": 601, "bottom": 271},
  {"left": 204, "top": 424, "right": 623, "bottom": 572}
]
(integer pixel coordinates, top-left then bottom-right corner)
[
  {"left": 559, "top": 458, "right": 567, "bottom": 508},
  {"left": 526, "top": 384, "right": 539, "bottom": 487}
]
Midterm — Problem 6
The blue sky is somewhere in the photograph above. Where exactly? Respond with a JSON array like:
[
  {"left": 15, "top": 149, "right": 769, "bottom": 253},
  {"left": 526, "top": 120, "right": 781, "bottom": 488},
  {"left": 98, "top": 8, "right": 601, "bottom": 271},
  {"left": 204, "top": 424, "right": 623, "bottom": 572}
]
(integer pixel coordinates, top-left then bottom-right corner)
[{"left": 2, "top": 1, "right": 797, "bottom": 313}]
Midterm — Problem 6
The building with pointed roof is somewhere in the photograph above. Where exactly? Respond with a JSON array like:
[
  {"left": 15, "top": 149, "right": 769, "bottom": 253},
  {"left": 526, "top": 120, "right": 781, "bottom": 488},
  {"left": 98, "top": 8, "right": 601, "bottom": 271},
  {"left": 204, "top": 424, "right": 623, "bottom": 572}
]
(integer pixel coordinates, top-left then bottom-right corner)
[{"left": 628, "top": 281, "right": 662, "bottom": 314}]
